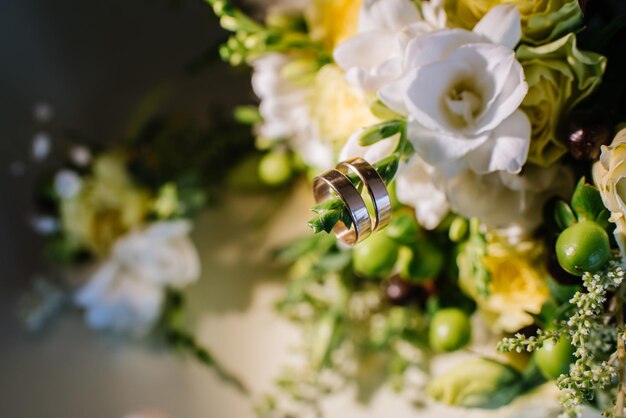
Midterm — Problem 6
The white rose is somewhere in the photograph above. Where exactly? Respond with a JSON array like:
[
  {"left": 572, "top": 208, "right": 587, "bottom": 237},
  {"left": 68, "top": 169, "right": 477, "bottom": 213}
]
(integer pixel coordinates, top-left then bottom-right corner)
[
  {"left": 334, "top": 0, "right": 446, "bottom": 92},
  {"left": 75, "top": 221, "right": 200, "bottom": 335},
  {"left": 593, "top": 128, "right": 626, "bottom": 255},
  {"left": 384, "top": 5, "right": 530, "bottom": 177}
]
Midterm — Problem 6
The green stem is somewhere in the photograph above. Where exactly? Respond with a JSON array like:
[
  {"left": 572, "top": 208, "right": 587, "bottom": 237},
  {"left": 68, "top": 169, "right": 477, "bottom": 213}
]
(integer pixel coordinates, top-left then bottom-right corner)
[
  {"left": 615, "top": 282, "right": 625, "bottom": 417},
  {"left": 160, "top": 290, "right": 248, "bottom": 394},
  {"left": 164, "top": 327, "right": 249, "bottom": 394}
]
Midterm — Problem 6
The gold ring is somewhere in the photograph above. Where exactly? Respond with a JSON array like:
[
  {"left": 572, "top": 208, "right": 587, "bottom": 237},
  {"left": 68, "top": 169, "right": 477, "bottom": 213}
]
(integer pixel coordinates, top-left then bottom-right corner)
[
  {"left": 312, "top": 168, "right": 372, "bottom": 245},
  {"left": 337, "top": 157, "right": 391, "bottom": 231}
]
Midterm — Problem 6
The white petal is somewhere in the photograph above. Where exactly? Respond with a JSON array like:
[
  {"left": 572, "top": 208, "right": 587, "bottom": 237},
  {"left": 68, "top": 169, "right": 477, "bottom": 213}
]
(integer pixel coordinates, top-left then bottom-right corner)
[
  {"left": 472, "top": 5, "right": 521, "bottom": 49},
  {"left": 339, "top": 129, "right": 399, "bottom": 163},
  {"left": 358, "top": 0, "right": 421, "bottom": 33},
  {"left": 407, "top": 120, "right": 488, "bottom": 170},
  {"left": 403, "top": 29, "right": 481, "bottom": 70},
  {"left": 465, "top": 110, "right": 531, "bottom": 174},
  {"left": 378, "top": 74, "right": 409, "bottom": 115},
  {"left": 334, "top": 31, "right": 396, "bottom": 71},
  {"left": 405, "top": 60, "right": 473, "bottom": 132},
  {"left": 395, "top": 157, "right": 448, "bottom": 229}
]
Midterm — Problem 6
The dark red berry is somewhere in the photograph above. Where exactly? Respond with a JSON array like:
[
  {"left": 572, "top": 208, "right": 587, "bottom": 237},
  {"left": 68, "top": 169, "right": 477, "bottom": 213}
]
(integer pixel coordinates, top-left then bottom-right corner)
[
  {"left": 384, "top": 275, "right": 418, "bottom": 306},
  {"left": 562, "top": 110, "right": 613, "bottom": 161}
]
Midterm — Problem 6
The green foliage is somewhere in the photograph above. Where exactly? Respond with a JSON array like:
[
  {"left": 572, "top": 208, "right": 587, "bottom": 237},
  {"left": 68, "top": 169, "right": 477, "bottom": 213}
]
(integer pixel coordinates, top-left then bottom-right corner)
[
  {"left": 498, "top": 255, "right": 626, "bottom": 417},
  {"left": 159, "top": 290, "right": 248, "bottom": 394},
  {"left": 571, "top": 178, "right": 610, "bottom": 227}
]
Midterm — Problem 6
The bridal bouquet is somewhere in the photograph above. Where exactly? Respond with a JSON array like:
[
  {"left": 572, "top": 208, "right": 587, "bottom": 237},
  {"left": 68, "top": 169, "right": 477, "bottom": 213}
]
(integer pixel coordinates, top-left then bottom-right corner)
[
  {"left": 22, "top": 106, "right": 252, "bottom": 390},
  {"left": 210, "top": 0, "right": 626, "bottom": 416}
]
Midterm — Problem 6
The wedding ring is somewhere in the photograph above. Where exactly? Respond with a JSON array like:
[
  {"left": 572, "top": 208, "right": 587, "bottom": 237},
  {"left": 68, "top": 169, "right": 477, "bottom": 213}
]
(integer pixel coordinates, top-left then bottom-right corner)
[
  {"left": 337, "top": 157, "right": 391, "bottom": 231},
  {"left": 313, "top": 168, "right": 372, "bottom": 245}
]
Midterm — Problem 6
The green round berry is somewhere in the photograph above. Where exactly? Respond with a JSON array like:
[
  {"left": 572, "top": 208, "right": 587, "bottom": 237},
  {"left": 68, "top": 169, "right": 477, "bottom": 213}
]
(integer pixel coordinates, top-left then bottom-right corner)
[
  {"left": 556, "top": 221, "right": 610, "bottom": 276},
  {"left": 534, "top": 336, "right": 575, "bottom": 379},
  {"left": 353, "top": 233, "right": 399, "bottom": 278},
  {"left": 258, "top": 152, "right": 293, "bottom": 186},
  {"left": 429, "top": 308, "right": 471, "bottom": 352}
]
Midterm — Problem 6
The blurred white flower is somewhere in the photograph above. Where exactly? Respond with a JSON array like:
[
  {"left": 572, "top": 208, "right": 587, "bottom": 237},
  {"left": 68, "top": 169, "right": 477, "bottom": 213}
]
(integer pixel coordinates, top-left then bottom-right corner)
[
  {"left": 69, "top": 145, "right": 92, "bottom": 167},
  {"left": 54, "top": 169, "right": 83, "bottom": 199},
  {"left": 252, "top": 53, "right": 334, "bottom": 169},
  {"left": 32, "top": 132, "right": 51, "bottom": 161},
  {"left": 75, "top": 221, "right": 200, "bottom": 335}
]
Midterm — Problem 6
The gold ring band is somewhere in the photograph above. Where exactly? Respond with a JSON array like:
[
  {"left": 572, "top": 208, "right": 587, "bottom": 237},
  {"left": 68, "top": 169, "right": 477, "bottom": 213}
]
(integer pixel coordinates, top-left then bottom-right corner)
[
  {"left": 312, "top": 168, "right": 372, "bottom": 245},
  {"left": 337, "top": 157, "right": 391, "bottom": 231}
]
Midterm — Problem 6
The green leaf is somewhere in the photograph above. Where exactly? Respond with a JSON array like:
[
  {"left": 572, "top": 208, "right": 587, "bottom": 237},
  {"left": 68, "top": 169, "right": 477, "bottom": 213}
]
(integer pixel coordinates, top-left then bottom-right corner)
[
  {"left": 570, "top": 177, "right": 610, "bottom": 226},
  {"left": 554, "top": 199, "right": 577, "bottom": 230},
  {"left": 375, "top": 155, "right": 400, "bottom": 185}
]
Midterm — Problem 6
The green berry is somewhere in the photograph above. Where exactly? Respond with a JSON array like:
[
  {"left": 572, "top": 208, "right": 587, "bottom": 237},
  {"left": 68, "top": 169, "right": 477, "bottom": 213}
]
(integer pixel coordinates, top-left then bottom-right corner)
[
  {"left": 429, "top": 308, "right": 471, "bottom": 352},
  {"left": 534, "top": 336, "right": 575, "bottom": 379},
  {"left": 556, "top": 221, "right": 610, "bottom": 276},
  {"left": 258, "top": 152, "right": 293, "bottom": 186},
  {"left": 353, "top": 233, "right": 399, "bottom": 278}
]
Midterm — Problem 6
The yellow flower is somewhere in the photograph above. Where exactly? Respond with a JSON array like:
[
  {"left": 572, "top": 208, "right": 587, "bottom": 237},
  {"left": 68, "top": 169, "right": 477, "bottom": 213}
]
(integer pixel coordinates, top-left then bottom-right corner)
[
  {"left": 307, "top": 0, "right": 362, "bottom": 50},
  {"left": 309, "top": 64, "right": 379, "bottom": 144},
  {"left": 60, "top": 153, "right": 149, "bottom": 256},
  {"left": 480, "top": 242, "right": 549, "bottom": 332},
  {"left": 460, "top": 238, "right": 549, "bottom": 333},
  {"left": 445, "top": 0, "right": 582, "bottom": 45},
  {"left": 593, "top": 129, "right": 626, "bottom": 254}
]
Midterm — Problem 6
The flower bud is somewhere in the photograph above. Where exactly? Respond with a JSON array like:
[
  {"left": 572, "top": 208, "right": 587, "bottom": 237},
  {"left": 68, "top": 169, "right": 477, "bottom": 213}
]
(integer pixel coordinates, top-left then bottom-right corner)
[{"left": 427, "top": 358, "right": 522, "bottom": 408}]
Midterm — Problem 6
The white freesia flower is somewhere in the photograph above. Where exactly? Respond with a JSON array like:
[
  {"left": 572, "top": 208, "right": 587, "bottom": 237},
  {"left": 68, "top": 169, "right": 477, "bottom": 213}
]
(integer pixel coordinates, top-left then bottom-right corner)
[
  {"left": 75, "top": 221, "right": 200, "bottom": 335},
  {"left": 445, "top": 164, "right": 573, "bottom": 230},
  {"left": 334, "top": 0, "right": 446, "bottom": 92},
  {"left": 395, "top": 156, "right": 449, "bottom": 230},
  {"left": 385, "top": 5, "right": 530, "bottom": 176}
]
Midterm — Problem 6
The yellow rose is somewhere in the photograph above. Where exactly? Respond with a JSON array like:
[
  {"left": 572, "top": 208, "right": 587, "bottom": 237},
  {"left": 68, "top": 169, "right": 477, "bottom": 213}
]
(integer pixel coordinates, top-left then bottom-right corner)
[
  {"left": 460, "top": 239, "right": 549, "bottom": 333},
  {"left": 60, "top": 153, "right": 149, "bottom": 256},
  {"left": 445, "top": 0, "right": 582, "bottom": 45},
  {"left": 593, "top": 128, "right": 626, "bottom": 254},
  {"left": 307, "top": 0, "right": 362, "bottom": 51},
  {"left": 309, "top": 64, "right": 379, "bottom": 144}
]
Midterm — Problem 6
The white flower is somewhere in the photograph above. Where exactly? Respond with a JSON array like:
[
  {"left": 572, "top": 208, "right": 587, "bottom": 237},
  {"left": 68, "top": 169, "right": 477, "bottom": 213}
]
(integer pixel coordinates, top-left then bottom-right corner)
[
  {"left": 395, "top": 156, "right": 449, "bottom": 230},
  {"left": 75, "top": 221, "right": 200, "bottom": 335},
  {"left": 593, "top": 128, "right": 626, "bottom": 255},
  {"left": 445, "top": 164, "right": 573, "bottom": 230},
  {"left": 387, "top": 5, "right": 530, "bottom": 176},
  {"left": 334, "top": 0, "right": 446, "bottom": 92},
  {"left": 54, "top": 169, "right": 83, "bottom": 199},
  {"left": 251, "top": 53, "right": 334, "bottom": 169}
]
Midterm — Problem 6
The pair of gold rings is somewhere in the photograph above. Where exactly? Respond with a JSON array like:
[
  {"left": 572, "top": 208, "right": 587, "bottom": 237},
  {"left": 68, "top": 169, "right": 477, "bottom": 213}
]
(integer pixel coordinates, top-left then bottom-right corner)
[{"left": 312, "top": 157, "right": 391, "bottom": 246}]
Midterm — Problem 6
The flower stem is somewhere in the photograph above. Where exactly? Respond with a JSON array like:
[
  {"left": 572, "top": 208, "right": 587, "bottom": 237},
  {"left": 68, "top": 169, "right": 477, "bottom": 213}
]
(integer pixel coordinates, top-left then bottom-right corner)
[
  {"left": 165, "top": 327, "right": 249, "bottom": 394},
  {"left": 615, "top": 282, "right": 625, "bottom": 417}
]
